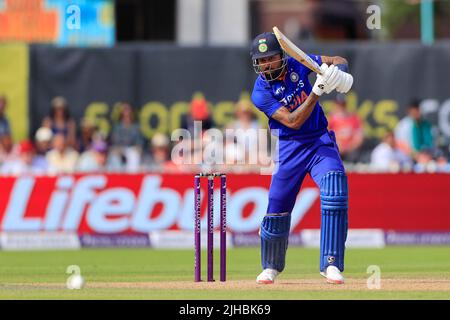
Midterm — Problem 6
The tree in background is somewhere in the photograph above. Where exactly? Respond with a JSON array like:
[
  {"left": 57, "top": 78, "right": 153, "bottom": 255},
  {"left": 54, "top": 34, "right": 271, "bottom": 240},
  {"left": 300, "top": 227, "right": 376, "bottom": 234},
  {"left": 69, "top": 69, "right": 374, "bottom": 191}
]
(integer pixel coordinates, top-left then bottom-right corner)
[{"left": 381, "top": 0, "right": 450, "bottom": 40}]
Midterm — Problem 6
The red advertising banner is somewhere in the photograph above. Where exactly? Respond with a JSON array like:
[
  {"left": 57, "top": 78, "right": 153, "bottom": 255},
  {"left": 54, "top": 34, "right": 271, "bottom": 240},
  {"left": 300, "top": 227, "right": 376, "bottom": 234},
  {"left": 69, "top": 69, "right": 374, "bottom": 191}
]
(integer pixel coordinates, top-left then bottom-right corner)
[{"left": 0, "top": 173, "right": 449, "bottom": 234}]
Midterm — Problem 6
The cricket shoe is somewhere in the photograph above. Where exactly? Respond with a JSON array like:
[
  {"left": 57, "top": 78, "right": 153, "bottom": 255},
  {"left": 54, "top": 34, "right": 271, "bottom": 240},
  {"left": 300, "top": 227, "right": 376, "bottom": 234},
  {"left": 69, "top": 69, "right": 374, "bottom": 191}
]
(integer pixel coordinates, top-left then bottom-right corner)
[
  {"left": 320, "top": 266, "right": 345, "bottom": 284},
  {"left": 256, "top": 268, "right": 279, "bottom": 284}
]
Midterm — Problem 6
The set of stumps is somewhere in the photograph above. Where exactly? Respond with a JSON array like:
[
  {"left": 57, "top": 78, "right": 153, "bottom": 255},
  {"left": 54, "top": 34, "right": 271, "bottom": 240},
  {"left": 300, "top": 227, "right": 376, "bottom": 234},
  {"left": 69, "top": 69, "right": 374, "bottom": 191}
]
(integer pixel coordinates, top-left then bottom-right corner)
[{"left": 194, "top": 173, "right": 227, "bottom": 282}]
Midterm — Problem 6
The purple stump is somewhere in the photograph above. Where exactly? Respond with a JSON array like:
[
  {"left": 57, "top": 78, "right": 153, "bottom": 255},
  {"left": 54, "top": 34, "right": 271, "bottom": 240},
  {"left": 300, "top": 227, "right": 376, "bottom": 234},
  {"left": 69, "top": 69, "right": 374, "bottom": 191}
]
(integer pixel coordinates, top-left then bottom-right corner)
[
  {"left": 207, "top": 176, "right": 214, "bottom": 282},
  {"left": 220, "top": 174, "right": 227, "bottom": 282},
  {"left": 194, "top": 175, "right": 201, "bottom": 282}
]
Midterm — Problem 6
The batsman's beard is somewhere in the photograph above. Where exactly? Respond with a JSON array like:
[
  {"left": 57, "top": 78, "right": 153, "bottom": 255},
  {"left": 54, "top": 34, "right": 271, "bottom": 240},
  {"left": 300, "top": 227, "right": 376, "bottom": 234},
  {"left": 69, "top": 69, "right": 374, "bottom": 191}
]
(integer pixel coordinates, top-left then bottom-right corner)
[
  {"left": 263, "top": 66, "right": 286, "bottom": 81},
  {"left": 253, "top": 55, "right": 287, "bottom": 82}
]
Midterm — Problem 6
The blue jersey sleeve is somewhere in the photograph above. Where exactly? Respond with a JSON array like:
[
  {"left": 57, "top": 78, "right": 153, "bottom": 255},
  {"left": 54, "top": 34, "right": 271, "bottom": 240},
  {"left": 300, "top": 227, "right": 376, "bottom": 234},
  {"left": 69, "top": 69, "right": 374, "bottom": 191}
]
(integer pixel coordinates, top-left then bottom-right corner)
[
  {"left": 287, "top": 54, "right": 322, "bottom": 76},
  {"left": 251, "top": 85, "right": 283, "bottom": 118},
  {"left": 306, "top": 54, "right": 322, "bottom": 75}
]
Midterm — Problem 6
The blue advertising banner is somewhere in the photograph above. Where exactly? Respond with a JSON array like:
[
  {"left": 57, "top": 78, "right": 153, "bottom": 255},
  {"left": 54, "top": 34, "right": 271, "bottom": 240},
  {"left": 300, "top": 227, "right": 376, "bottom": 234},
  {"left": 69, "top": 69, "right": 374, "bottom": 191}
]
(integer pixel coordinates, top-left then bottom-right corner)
[
  {"left": 48, "top": 0, "right": 115, "bottom": 46},
  {"left": 0, "top": 0, "right": 115, "bottom": 46}
]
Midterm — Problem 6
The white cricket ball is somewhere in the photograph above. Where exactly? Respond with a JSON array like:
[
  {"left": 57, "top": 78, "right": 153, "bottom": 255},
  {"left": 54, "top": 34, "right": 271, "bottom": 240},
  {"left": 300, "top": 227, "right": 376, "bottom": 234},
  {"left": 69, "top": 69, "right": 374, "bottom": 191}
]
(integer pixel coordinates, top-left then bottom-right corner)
[{"left": 67, "top": 275, "right": 85, "bottom": 290}]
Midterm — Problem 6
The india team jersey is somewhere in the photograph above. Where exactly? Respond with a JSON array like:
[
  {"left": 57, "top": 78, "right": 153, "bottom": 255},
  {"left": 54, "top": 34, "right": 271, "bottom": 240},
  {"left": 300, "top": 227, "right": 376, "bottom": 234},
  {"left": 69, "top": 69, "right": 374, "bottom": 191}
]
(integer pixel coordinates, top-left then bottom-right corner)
[{"left": 251, "top": 55, "right": 328, "bottom": 138}]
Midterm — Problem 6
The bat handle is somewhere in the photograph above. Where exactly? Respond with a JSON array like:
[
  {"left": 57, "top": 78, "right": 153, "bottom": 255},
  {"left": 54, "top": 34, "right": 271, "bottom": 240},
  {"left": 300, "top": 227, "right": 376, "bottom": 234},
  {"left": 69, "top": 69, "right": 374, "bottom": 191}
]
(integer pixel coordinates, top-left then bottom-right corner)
[{"left": 315, "top": 63, "right": 325, "bottom": 76}]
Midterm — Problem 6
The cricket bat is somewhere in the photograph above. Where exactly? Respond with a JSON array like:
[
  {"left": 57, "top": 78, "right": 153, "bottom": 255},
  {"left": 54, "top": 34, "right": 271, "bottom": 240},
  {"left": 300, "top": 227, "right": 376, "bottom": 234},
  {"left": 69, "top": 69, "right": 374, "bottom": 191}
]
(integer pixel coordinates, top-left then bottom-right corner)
[{"left": 272, "top": 26, "right": 323, "bottom": 75}]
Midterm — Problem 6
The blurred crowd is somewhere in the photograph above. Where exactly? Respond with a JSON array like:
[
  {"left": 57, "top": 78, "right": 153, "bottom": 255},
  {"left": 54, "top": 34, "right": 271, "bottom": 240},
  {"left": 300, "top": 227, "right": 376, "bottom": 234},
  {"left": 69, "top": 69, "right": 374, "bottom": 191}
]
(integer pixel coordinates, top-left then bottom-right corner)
[
  {"left": 329, "top": 96, "right": 450, "bottom": 173},
  {"left": 0, "top": 93, "right": 449, "bottom": 176},
  {"left": 0, "top": 94, "right": 266, "bottom": 175}
]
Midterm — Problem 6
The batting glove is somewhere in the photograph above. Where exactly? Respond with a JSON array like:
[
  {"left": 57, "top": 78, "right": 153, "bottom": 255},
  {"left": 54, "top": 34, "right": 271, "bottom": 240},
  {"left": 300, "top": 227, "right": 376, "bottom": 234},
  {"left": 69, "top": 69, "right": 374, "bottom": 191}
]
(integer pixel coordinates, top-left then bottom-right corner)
[
  {"left": 323, "top": 65, "right": 341, "bottom": 94},
  {"left": 336, "top": 71, "right": 353, "bottom": 93},
  {"left": 312, "top": 63, "right": 330, "bottom": 96}
]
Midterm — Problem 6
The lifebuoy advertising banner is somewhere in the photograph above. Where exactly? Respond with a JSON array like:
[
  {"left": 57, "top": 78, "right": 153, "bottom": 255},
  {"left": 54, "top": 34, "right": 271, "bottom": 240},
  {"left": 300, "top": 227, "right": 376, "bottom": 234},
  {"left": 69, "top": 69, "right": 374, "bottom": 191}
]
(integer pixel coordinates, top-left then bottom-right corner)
[{"left": 1, "top": 173, "right": 449, "bottom": 235}]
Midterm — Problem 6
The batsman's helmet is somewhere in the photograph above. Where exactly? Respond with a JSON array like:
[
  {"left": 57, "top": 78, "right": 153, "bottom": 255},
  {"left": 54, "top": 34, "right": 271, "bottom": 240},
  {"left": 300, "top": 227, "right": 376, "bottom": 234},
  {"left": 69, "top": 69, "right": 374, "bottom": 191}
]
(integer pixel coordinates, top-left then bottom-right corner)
[
  {"left": 250, "top": 32, "right": 287, "bottom": 81},
  {"left": 250, "top": 32, "right": 282, "bottom": 60}
]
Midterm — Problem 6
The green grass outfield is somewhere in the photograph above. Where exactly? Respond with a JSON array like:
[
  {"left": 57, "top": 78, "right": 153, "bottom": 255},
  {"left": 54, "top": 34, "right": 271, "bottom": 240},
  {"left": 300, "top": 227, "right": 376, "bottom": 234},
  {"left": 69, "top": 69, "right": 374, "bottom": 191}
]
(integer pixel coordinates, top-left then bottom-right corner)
[{"left": 0, "top": 246, "right": 449, "bottom": 300}]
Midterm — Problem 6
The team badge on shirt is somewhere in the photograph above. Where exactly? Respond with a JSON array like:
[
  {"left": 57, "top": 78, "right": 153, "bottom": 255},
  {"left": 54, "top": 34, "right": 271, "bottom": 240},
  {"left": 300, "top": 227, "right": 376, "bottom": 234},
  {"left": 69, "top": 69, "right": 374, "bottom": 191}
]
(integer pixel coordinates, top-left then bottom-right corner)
[{"left": 290, "top": 72, "right": 299, "bottom": 82}]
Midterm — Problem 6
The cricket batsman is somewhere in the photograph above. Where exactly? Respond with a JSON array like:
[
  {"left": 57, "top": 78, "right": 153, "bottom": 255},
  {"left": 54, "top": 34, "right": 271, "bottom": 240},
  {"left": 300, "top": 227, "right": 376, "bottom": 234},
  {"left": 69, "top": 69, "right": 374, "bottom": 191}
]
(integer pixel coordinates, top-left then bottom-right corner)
[{"left": 250, "top": 32, "right": 353, "bottom": 284}]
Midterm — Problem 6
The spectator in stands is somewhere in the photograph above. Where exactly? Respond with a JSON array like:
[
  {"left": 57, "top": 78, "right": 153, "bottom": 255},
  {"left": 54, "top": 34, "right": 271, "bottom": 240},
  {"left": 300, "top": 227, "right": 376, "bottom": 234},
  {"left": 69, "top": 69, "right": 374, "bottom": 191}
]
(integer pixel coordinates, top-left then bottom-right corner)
[
  {"left": 110, "top": 103, "right": 143, "bottom": 172},
  {"left": 77, "top": 118, "right": 97, "bottom": 153},
  {"left": 370, "top": 131, "right": 412, "bottom": 172},
  {"left": 178, "top": 93, "right": 215, "bottom": 172},
  {"left": 226, "top": 99, "right": 262, "bottom": 157},
  {"left": 0, "top": 140, "right": 43, "bottom": 175},
  {"left": 394, "top": 99, "right": 417, "bottom": 155},
  {"left": 77, "top": 139, "right": 109, "bottom": 172},
  {"left": 42, "top": 96, "right": 77, "bottom": 148},
  {"left": 328, "top": 94, "right": 364, "bottom": 162},
  {"left": 169, "top": 138, "right": 201, "bottom": 173},
  {"left": 182, "top": 92, "right": 213, "bottom": 134},
  {"left": 111, "top": 103, "right": 143, "bottom": 147},
  {"left": 0, "top": 95, "right": 11, "bottom": 138},
  {"left": 46, "top": 133, "right": 79, "bottom": 174},
  {"left": 228, "top": 99, "right": 261, "bottom": 131},
  {"left": 223, "top": 139, "right": 246, "bottom": 171},
  {"left": 142, "top": 133, "right": 176, "bottom": 172},
  {"left": 409, "top": 103, "right": 434, "bottom": 156},
  {"left": 393, "top": 99, "right": 442, "bottom": 172},
  {"left": 0, "top": 133, "right": 17, "bottom": 165},
  {"left": 33, "top": 127, "right": 53, "bottom": 173},
  {"left": 436, "top": 155, "right": 450, "bottom": 172}
]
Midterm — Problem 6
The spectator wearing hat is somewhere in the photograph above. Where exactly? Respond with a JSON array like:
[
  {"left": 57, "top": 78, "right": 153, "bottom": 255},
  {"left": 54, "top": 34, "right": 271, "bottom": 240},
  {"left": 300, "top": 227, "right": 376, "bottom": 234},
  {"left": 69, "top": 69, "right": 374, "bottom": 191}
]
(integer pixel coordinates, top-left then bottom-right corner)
[
  {"left": 0, "top": 140, "right": 35, "bottom": 175},
  {"left": 142, "top": 133, "right": 174, "bottom": 172},
  {"left": 46, "top": 133, "right": 79, "bottom": 174},
  {"left": 77, "top": 139, "right": 110, "bottom": 172},
  {"left": 42, "top": 96, "right": 77, "bottom": 148},
  {"left": 33, "top": 127, "right": 53, "bottom": 173},
  {"left": 35, "top": 127, "right": 53, "bottom": 153},
  {"left": 0, "top": 95, "right": 11, "bottom": 138},
  {"left": 227, "top": 99, "right": 262, "bottom": 133},
  {"left": 226, "top": 99, "right": 263, "bottom": 168},
  {"left": 328, "top": 94, "right": 364, "bottom": 163}
]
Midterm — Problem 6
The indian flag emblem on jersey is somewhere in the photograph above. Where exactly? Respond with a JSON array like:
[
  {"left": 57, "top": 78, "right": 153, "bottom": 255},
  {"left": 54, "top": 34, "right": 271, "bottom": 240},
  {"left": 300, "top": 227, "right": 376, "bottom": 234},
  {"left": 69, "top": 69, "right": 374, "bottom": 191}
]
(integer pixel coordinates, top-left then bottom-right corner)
[{"left": 258, "top": 43, "right": 268, "bottom": 53}]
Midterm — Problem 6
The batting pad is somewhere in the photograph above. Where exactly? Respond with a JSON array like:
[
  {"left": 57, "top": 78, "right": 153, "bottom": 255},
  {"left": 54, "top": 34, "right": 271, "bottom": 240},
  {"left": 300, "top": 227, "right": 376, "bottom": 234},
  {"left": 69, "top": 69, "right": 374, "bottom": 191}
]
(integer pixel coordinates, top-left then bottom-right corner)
[
  {"left": 319, "top": 171, "right": 348, "bottom": 272},
  {"left": 260, "top": 213, "right": 291, "bottom": 272}
]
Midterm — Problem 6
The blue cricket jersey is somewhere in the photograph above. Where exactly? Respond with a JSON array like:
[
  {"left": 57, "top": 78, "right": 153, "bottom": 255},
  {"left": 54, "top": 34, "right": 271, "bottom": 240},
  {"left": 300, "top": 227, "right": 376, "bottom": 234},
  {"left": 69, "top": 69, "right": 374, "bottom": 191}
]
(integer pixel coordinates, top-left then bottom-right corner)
[{"left": 251, "top": 55, "right": 328, "bottom": 138}]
